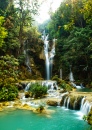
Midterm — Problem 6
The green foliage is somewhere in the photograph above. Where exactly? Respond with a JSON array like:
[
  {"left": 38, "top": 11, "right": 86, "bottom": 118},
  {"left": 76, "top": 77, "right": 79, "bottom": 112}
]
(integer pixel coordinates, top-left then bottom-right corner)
[
  {"left": 0, "top": 0, "right": 43, "bottom": 79},
  {"left": 59, "top": 81, "right": 72, "bottom": 91},
  {"left": 43, "top": 0, "right": 92, "bottom": 84},
  {"left": 29, "top": 83, "right": 47, "bottom": 98},
  {"left": 82, "top": 0, "right": 92, "bottom": 24},
  {"left": 0, "top": 0, "right": 9, "bottom": 15},
  {"left": 52, "top": 75, "right": 72, "bottom": 91},
  {"left": 0, "top": 84, "right": 18, "bottom": 101},
  {"left": 18, "top": 54, "right": 25, "bottom": 65},
  {"left": 0, "top": 55, "right": 19, "bottom": 83},
  {"left": 0, "top": 16, "right": 7, "bottom": 48}
]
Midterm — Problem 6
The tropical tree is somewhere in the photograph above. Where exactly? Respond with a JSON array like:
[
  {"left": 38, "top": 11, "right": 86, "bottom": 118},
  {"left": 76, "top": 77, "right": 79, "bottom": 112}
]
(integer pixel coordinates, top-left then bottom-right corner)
[
  {"left": 44, "top": 0, "right": 92, "bottom": 84},
  {"left": 0, "top": 55, "right": 19, "bottom": 84}
]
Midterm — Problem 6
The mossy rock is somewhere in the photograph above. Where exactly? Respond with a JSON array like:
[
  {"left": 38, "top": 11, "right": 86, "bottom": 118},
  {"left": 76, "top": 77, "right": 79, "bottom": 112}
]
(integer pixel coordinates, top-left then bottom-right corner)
[{"left": 87, "top": 108, "right": 92, "bottom": 125}]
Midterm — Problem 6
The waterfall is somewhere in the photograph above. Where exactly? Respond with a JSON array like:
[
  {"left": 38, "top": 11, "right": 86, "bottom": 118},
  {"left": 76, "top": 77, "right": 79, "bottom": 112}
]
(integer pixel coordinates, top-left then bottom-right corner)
[
  {"left": 63, "top": 96, "right": 68, "bottom": 107},
  {"left": 69, "top": 67, "right": 82, "bottom": 89},
  {"left": 80, "top": 97, "right": 92, "bottom": 115},
  {"left": 24, "top": 80, "right": 58, "bottom": 92},
  {"left": 25, "top": 82, "right": 31, "bottom": 91},
  {"left": 80, "top": 97, "right": 85, "bottom": 110},
  {"left": 24, "top": 40, "right": 31, "bottom": 72},
  {"left": 26, "top": 54, "right": 31, "bottom": 72},
  {"left": 69, "top": 71, "right": 74, "bottom": 82},
  {"left": 67, "top": 97, "right": 70, "bottom": 109},
  {"left": 43, "top": 32, "right": 55, "bottom": 80},
  {"left": 44, "top": 35, "right": 50, "bottom": 80},
  {"left": 50, "top": 38, "right": 55, "bottom": 78},
  {"left": 62, "top": 95, "right": 92, "bottom": 116},
  {"left": 63, "top": 96, "right": 70, "bottom": 109}
]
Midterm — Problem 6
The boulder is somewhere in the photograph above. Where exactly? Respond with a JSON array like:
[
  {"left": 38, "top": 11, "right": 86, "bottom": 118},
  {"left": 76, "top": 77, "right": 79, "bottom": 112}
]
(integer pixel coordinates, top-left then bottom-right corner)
[{"left": 46, "top": 100, "right": 58, "bottom": 106}]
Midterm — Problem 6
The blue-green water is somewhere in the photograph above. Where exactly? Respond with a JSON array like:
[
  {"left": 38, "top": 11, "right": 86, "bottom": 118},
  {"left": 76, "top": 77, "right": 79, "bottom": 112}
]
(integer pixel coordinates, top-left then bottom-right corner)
[{"left": 0, "top": 107, "right": 90, "bottom": 130}]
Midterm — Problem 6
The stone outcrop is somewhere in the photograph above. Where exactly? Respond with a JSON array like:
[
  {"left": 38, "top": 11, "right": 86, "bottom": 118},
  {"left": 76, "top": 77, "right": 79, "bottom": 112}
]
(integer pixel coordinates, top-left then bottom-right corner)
[
  {"left": 87, "top": 108, "right": 92, "bottom": 125},
  {"left": 0, "top": 103, "right": 3, "bottom": 111},
  {"left": 46, "top": 99, "right": 58, "bottom": 106}
]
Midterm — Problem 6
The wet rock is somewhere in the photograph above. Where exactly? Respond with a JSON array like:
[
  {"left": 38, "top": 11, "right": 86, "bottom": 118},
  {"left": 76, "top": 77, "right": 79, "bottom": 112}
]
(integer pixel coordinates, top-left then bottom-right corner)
[
  {"left": 2, "top": 102, "right": 10, "bottom": 106},
  {"left": 87, "top": 108, "right": 92, "bottom": 125},
  {"left": 46, "top": 100, "right": 58, "bottom": 106},
  {"left": 0, "top": 103, "right": 3, "bottom": 111}
]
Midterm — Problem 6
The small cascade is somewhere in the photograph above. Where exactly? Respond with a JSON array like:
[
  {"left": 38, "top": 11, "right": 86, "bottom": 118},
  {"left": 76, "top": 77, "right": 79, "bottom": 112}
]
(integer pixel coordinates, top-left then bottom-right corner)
[
  {"left": 69, "top": 71, "right": 74, "bottom": 82},
  {"left": 26, "top": 55, "right": 31, "bottom": 72},
  {"left": 24, "top": 80, "right": 58, "bottom": 92},
  {"left": 80, "top": 98, "right": 92, "bottom": 115},
  {"left": 24, "top": 40, "right": 31, "bottom": 72},
  {"left": 25, "top": 83, "right": 31, "bottom": 91},
  {"left": 67, "top": 97, "right": 70, "bottom": 109},
  {"left": 69, "top": 66, "right": 82, "bottom": 89},
  {"left": 63, "top": 96, "right": 70, "bottom": 109},
  {"left": 80, "top": 97, "right": 86, "bottom": 110},
  {"left": 63, "top": 96, "right": 68, "bottom": 107},
  {"left": 61, "top": 95, "right": 92, "bottom": 116},
  {"left": 25, "top": 81, "right": 36, "bottom": 91}
]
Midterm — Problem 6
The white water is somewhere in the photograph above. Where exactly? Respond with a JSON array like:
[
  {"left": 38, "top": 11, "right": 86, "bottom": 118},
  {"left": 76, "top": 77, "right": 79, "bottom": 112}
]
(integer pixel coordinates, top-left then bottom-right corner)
[
  {"left": 25, "top": 82, "right": 31, "bottom": 91},
  {"left": 80, "top": 97, "right": 86, "bottom": 110},
  {"left": 69, "top": 71, "right": 74, "bottom": 82},
  {"left": 43, "top": 33, "right": 55, "bottom": 80},
  {"left": 63, "top": 96, "right": 92, "bottom": 117},
  {"left": 67, "top": 97, "right": 70, "bottom": 109},
  {"left": 80, "top": 98, "right": 92, "bottom": 115},
  {"left": 63, "top": 96, "right": 68, "bottom": 107},
  {"left": 24, "top": 80, "right": 58, "bottom": 92},
  {"left": 69, "top": 70, "right": 83, "bottom": 89}
]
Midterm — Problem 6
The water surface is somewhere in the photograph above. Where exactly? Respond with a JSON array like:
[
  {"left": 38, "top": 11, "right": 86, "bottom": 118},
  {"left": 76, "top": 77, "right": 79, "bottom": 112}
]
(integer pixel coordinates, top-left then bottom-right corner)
[{"left": 0, "top": 107, "right": 90, "bottom": 130}]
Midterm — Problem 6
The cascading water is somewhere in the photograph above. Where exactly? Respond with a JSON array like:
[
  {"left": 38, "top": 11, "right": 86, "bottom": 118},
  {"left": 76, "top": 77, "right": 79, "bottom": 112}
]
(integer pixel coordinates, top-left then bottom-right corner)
[
  {"left": 63, "top": 96, "right": 68, "bottom": 107},
  {"left": 44, "top": 34, "right": 50, "bottom": 80},
  {"left": 69, "top": 67, "right": 83, "bottom": 89},
  {"left": 80, "top": 97, "right": 92, "bottom": 115},
  {"left": 42, "top": 32, "right": 55, "bottom": 80},
  {"left": 50, "top": 38, "right": 55, "bottom": 78},
  {"left": 24, "top": 40, "right": 31, "bottom": 72},
  {"left": 67, "top": 97, "right": 70, "bottom": 109},
  {"left": 69, "top": 66, "right": 74, "bottom": 82},
  {"left": 62, "top": 95, "right": 92, "bottom": 116},
  {"left": 73, "top": 98, "right": 77, "bottom": 110},
  {"left": 63, "top": 96, "right": 71, "bottom": 109},
  {"left": 80, "top": 97, "right": 85, "bottom": 110}
]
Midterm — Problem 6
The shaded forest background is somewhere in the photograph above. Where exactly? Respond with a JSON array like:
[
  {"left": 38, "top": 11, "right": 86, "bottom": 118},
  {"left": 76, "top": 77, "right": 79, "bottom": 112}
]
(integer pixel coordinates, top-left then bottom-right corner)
[{"left": 0, "top": 0, "right": 92, "bottom": 87}]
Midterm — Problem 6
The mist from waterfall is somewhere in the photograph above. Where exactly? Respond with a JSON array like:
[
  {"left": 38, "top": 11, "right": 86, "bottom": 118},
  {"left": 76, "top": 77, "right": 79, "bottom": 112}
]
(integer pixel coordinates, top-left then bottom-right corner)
[{"left": 42, "top": 31, "right": 55, "bottom": 80}]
